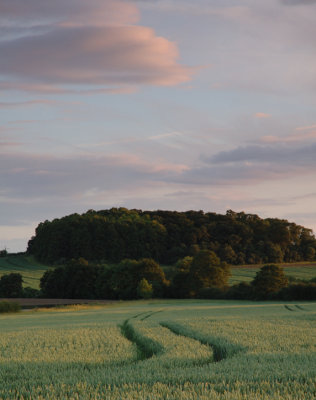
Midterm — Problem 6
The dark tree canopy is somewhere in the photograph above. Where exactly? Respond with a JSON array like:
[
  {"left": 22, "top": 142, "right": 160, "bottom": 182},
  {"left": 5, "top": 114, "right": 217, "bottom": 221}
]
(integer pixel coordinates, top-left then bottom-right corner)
[
  {"left": 252, "top": 264, "right": 289, "bottom": 298},
  {"left": 40, "top": 257, "right": 168, "bottom": 300},
  {"left": 108, "top": 258, "right": 168, "bottom": 299},
  {"left": 170, "top": 250, "right": 230, "bottom": 298},
  {"left": 189, "top": 250, "right": 230, "bottom": 293},
  {"left": 0, "top": 273, "right": 23, "bottom": 298},
  {"left": 27, "top": 208, "right": 316, "bottom": 265},
  {"left": 40, "top": 258, "right": 102, "bottom": 299}
]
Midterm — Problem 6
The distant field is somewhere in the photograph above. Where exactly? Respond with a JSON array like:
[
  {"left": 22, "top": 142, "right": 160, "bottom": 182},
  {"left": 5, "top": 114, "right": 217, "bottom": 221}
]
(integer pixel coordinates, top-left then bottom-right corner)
[
  {"left": 0, "top": 299, "right": 315, "bottom": 399},
  {"left": 230, "top": 262, "right": 316, "bottom": 285},
  {"left": 0, "top": 254, "right": 52, "bottom": 289}
]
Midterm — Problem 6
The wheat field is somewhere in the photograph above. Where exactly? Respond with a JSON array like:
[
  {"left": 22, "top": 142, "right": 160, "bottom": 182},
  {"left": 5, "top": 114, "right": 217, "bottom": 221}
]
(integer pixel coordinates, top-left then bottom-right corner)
[{"left": 0, "top": 300, "right": 315, "bottom": 399}]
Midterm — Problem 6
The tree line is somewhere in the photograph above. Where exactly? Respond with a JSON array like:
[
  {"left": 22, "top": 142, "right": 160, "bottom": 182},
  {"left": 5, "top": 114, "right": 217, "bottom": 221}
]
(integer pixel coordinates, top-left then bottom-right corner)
[
  {"left": 27, "top": 208, "right": 316, "bottom": 265},
  {"left": 1, "top": 253, "right": 315, "bottom": 301}
]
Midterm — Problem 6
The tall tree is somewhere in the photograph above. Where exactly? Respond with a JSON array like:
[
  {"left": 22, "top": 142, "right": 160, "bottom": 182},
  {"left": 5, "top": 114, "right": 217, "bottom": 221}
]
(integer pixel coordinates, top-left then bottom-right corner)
[
  {"left": 252, "top": 264, "right": 288, "bottom": 298},
  {"left": 189, "top": 250, "right": 231, "bottom": 294}
]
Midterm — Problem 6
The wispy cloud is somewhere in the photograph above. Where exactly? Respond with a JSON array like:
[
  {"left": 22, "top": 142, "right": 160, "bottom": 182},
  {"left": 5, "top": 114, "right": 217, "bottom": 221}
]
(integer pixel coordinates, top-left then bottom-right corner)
[
  {"left": 281, "top": 0, "right": 316, "bottom": 5},
  {"left": 0, "top": 141, "right": 22, "bottom": 147},
  {"left": 261, "top": 130, "right": 316, "bottom": 144},
  {"left": 296, "top": 123, "right": 316, "bottom": 131},
  {"left": 293, "top": 192, "right": 316, "bottom": 200},
  {"left": 0, "top": 81, "right": 138, "bottom": 95},
  {"left": 0, "top": 100, "right": 56, "bottom": 108},
  {"left": 139, "top": 1, "right": 251, "bottom": 21},
  {"left": 77, "top": 131, "right": 184, "bottom": 148},
  {"left": 254, "top": 112, "right": 271, "bottom": 119},
  {"left": 0, "top": 0, "right": 139, "bottom": 27},
  {"left": 0, "top": 131, "right": 23, "bottom": 147},
  {"left": 0, "top": 151, "right": 188, "bottom": 200}
]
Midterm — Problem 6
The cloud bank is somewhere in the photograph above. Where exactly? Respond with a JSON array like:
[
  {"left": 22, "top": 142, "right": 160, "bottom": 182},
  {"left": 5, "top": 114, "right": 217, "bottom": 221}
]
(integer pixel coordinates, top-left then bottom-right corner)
[{"left": 1, "top": 136, "right": 316, "bottom": 250}]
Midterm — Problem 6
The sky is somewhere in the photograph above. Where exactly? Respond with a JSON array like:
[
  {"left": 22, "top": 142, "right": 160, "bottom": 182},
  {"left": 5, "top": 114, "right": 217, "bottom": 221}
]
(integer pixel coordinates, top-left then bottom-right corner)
[{"left": 1, "top": 0, "right": 316, "bottom": 252}]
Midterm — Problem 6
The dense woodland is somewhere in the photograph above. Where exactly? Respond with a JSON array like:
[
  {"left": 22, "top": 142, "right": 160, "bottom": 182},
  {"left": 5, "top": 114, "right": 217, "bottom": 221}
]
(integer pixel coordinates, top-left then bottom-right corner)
[{"left": 27, "top": 208, "right": 316, "bottom": 264}]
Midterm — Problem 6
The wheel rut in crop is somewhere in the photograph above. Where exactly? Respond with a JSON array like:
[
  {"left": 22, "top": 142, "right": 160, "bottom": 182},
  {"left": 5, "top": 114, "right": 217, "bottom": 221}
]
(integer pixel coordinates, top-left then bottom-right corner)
[
  {"left": 140, "top": 310, "right": 163, "bottom": 321},
  {"left": 284, "top": 305, "right": 296, "bottom": 311},
  {"left": 160, "top": 321, "right": 246, "bottom": 362},
  {"left": 120, "top": 319, "right": 164, "bottom": 361},
  {"left": 294, "top": 304, "right": 309, "bottom": 311}
]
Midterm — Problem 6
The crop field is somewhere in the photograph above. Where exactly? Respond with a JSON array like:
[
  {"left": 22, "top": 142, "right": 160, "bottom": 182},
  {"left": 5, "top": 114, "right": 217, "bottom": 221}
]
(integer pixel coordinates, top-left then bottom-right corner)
[{"left": 0, "top": 300, "right": 315, "bottom": 399}]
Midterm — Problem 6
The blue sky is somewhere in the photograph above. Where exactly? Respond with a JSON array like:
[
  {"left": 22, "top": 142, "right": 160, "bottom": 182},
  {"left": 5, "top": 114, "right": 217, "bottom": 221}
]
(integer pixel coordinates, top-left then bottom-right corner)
[{"left": 1, "top": 0, "right": 316, "bottom": 252}]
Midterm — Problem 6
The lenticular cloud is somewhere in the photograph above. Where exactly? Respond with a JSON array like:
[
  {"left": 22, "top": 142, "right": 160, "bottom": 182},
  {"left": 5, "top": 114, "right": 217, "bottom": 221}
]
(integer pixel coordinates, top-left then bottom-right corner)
[{"left": 0, "top": 0, "right": 192, "bottom": 89}]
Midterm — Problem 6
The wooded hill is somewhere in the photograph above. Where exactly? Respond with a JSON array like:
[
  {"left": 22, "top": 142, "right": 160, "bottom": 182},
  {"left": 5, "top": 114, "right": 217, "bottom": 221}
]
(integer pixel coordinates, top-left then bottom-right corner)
[{"left": 27, "top": 208, "right": 316, "bottom": 265}]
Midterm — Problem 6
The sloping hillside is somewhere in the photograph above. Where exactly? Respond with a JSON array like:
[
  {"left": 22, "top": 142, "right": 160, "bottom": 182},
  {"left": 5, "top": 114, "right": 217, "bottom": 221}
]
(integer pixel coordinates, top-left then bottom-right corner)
[{"left": 0, "top": 254, "right": 52, "bottom": 289}]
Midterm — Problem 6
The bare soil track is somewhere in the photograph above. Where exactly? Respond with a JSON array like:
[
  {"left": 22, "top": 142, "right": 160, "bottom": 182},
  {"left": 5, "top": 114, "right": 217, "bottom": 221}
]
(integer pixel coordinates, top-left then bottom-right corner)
[{"left": 0, "top": 298, "right": 118, "bottom": 309}]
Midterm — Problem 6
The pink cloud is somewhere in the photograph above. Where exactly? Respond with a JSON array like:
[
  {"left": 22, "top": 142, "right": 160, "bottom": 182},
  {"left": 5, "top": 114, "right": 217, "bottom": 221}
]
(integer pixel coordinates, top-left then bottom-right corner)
[
  {"left": 261, "top": 130, "right": 316, "bottom": 143},
  {"left": 0, "top": 1, "right": 192, "bottom": 88},
  {"left": 0, "top": 81, "right": 137, "bottom": 95},
  {"left": 0, "top": 141, "right": 21, "bottom": 147},
  {"left": 0, "top": 100, "right": 57, "bottom": 108},
  {"left": 0, "top": 131, "right": 23, "bottom": 147},
  {"left": 254, "top": 112, "right": 271, "bottom": 119},
  {"left": 296, "top": 123, "right": 316, "bottom": 131}
]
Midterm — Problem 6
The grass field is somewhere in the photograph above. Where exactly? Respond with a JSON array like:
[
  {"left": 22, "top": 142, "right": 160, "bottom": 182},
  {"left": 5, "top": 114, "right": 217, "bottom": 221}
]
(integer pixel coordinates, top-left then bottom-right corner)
[
  {"left": 229, "top": 262, "right": 316, "bottom": 285},
  {"left": 0, "top": 254, "right": 315, "bottom": 290},
  {"left": 0, "top": 254, "right": 52, "bottom": 289},
  {"left": 0, "top": 299, "right": 315, "bottom": 399}
]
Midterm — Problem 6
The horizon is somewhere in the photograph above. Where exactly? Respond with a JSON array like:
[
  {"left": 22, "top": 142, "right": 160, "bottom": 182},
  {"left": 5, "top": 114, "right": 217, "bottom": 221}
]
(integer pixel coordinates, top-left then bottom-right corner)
[{"left": 1, "top": 0, "right": 316, "bottom": 252}]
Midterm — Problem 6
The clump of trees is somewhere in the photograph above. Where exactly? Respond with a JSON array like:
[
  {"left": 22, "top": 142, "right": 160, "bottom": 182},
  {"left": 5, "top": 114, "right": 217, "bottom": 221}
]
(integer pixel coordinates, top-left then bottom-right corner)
[
  {"left": 40, "top": 257, "right": 169, "bottom": 300},
  {"left": 39, "top": 251, "right": 231, "bottom": 300},
  {"left": 251, "top": 264, "right": 288, "bottom": 298},
  {"left": 0, "top": 273, "right": 41, "bottom": 298},
  {"left": 27, "top": 208, "right": 316, "bottom": 265},
  {"left": 209, "top": 265, "right": 316, "bottom": 301},
  {"left": 40, "top": 258, "right": 103, "bottom": 299},
  {"left": 96, "top": 258, "right": 169, "bottom": 300},
  {"left": 0, "top": 273, "right": 23, "bottom": 298},
  {"left": 0, "top": 248, "right": 8, "bottom": 257},
  {"left": 171, "top": 250, "right": 231, "bottom": 298}
]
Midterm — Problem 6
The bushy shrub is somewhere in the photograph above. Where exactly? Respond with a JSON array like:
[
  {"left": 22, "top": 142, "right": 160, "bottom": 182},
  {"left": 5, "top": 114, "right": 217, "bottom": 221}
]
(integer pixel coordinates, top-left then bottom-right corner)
[
  {"left": 40, "top": 258, "right": 102, "bottom": 299},
  {"left": 226, "top": 282, "right": 254, "bottom": 300},
  {"left": 0, "top": 301, "right": 21, "bottom": 313},
  {"left": 197, "top": 286, "right": 227, "bottom": 299},
  {"left": 0, "top": 273, "right": 23, "bottom": 297},
  {"left": 22, "top": 287, "right": 41, "bottom": 298},
  {"left": 278, "top": 283, "right": 316, "bottom": 300}
]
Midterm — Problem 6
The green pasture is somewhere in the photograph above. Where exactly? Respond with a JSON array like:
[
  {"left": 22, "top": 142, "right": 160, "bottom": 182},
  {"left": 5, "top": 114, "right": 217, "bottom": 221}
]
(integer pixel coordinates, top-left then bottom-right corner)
[
  {"left": 230, "top": 263, "right": 316, "bottom": 285},
  {"left": 0, "top": 299, "right": 315, "bottom": 399},
  {"left": 0, "top": 254, "right": 52, "bottom": 289}
]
